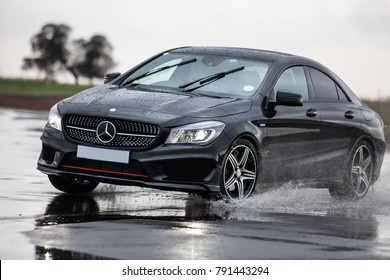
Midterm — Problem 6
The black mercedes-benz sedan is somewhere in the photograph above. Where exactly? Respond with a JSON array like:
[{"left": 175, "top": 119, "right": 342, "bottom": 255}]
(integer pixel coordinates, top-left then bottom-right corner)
[{"left": 37, "top": 46, "right": 386, "bottom": 200}]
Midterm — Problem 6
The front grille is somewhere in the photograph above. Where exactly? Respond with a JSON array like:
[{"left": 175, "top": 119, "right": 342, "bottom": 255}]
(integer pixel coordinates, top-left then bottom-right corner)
[
  {"left": 60, "top": 153, "right": 148, "bottom": 179},
  {"left": 63, "top": 115, "right": 160, "bottom": 148}
]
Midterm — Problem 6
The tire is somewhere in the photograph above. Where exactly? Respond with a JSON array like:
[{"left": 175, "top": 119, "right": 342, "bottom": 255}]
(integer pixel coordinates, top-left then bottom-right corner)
[
  {"left": 329, "top": 140, "right": 373, "bottom": 200},
  {"left": 221, "top": 139, "right": 259, "bottom": 200},
  {"left": 48, "top": 175, "right": 99, "bottom": 194}
]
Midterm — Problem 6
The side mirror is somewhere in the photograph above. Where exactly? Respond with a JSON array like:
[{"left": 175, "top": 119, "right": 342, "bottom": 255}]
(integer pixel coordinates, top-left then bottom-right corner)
[
  {"left": 276, "top": 91, "right": 303, "bottom": 106},
  {"left": 104, "top": 72, "right": 121, "bottom": 84}
]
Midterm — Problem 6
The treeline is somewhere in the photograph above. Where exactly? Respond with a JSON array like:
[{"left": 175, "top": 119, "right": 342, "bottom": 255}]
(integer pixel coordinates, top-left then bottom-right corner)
[{"left": 23, "top": 23, "right": 115, "bottom": 84}]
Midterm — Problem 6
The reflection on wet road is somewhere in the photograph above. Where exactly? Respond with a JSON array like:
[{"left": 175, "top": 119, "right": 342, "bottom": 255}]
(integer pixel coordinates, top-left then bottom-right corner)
[{"left": 1, "top": 108, "right": 390, "bottom": 259}]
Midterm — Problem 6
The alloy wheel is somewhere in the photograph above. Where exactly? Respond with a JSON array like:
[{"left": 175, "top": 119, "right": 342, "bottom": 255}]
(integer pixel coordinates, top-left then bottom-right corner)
[
  {"left": 351, "top": 145, "right": 373, "bottom": 198},
  {"left": 223, "top": 144, "right": 257, "bottom": 200}
]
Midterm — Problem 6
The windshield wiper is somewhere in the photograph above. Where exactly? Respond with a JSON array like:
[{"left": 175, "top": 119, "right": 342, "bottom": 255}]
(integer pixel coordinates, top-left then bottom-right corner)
[
  {"left": 121, "top": 58, "right": 197, "bottom": 87},
  {"left": 179, "top": 66, "right": 245, "bottom": 92}
]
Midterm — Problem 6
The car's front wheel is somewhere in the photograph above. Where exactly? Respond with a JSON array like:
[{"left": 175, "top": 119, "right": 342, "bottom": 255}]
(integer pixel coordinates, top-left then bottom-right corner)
[
  {"left": 329, "top": 140, "right": 373, "bottom": 200},
  {"left": 48, "top": 175, "right": 99, "bottom": 194},
  {"left": 221, "top": 139, "right": 258, "bottom": 200}
]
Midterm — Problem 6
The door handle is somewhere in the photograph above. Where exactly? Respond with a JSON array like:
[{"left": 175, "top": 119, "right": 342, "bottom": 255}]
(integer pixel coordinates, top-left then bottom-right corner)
[
  {"left": 306, "top": 108, "right": 317, "bottom": 117},
  {"left": 345, "top": 111, "right": 354, "bottom": 119}
]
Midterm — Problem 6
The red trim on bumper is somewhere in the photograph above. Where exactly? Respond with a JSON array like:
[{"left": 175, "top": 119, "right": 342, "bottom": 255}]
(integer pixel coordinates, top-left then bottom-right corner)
[{"left": 61, "top": 164, "right": 149, "bottom": 179}]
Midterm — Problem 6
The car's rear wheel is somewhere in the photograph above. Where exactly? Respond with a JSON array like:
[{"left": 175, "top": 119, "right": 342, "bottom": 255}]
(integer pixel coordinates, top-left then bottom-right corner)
[
  {"left": 221, "top": 139, "right": 258, "bottom": 200},
  {"left": 329, "top": 140, "right": 373, "bottom": 200},
  {"left": 48, "top": 175, "right": 99, "bottom": 194}
]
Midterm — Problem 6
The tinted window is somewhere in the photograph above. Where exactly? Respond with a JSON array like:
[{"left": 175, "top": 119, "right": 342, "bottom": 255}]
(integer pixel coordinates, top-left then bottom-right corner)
[
  {"left": 336, "top": 85, "right": 349, "bottom": 102},
  {"left": 273, "top": 66, "right": 309, "bottom": 101},
  {"left": 308, "top": 68, "right": 338, "bottom": 101}
]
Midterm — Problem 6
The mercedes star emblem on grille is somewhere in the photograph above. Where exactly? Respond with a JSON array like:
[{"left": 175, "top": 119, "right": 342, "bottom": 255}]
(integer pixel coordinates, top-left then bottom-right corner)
[{"left": 96, "top": 121, "right": 116, "bottom": 143}]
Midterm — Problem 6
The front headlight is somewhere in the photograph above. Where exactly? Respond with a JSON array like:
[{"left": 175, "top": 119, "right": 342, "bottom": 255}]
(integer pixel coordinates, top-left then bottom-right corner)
[
  {"left": 165, "top": 121, "right": 225, "bottom": 145},
  {"left": 48, "top": 104, "right": 62, "bottom": 131}
]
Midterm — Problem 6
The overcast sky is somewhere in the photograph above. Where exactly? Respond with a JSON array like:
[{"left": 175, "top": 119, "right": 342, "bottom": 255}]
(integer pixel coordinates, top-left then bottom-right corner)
[{"left": 1, "top": 0, "right": 389, "bottom": 99}]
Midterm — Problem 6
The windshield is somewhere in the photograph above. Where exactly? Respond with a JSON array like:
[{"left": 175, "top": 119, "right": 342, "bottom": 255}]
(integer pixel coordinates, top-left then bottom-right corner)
[{"left": 119, "top": 52, "right": 271, "bottom": 98}]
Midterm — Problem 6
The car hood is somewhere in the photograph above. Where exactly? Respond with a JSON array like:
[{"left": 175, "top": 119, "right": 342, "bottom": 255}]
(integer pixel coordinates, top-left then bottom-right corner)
[{"left": 59, "top": 84, "right": 252, "bottom": 126}]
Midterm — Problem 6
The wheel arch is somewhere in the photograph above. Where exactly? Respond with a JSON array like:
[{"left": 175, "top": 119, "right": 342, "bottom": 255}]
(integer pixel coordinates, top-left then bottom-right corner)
[
  {"left": 357, "top": 136, "right": 379, "bottom": 181},
  {"left": 231, "top": 133, "right": 260, "bottom": 152},
  {"left": 230, "top": 132, "right": 263, "bottom": 172},
  {"left": 350, "top": 135, "right": 377, "bottom": 169}
]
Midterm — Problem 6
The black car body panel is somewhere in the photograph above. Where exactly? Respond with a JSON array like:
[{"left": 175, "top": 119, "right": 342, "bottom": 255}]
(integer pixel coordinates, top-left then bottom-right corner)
[
  {"left": 60, "top": 86, "right": 253, "bottom": 121},
  {"left": 37, "top": 46, "right": 386, "bottom": 199}
]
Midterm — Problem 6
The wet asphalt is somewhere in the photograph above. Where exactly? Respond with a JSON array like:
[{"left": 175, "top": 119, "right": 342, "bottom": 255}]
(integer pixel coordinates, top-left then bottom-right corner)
[{"left": 1, "top": 108, "right": 390, "bottom": 260}]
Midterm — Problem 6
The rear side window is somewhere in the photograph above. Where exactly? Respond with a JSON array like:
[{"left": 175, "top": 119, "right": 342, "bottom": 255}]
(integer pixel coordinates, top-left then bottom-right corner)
[
  {"left": 308, "top": 68, "right": 338, "bottom": 101},
  {"left": 336, "top": 85, "right": 349, "bottom": 102}
]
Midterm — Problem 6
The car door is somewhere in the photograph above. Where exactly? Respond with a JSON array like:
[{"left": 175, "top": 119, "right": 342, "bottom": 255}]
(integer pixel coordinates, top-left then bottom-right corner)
[
  {"left": 307, "top": 67, "right": 363, "bottom": 179},
  {"left": 262, "top": 66, "right": 321, "bottom": 182}
]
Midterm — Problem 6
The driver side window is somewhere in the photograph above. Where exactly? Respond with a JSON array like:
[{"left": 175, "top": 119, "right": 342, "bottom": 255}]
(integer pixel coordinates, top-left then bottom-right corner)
[{"left": 272, "top": 66, "right": 309, "bottom": 101}]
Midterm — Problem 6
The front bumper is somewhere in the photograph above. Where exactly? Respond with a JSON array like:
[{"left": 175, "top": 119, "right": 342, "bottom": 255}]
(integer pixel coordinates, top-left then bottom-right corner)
[{"left": 37, "top": 125, "right": 231, "bottom": 194}]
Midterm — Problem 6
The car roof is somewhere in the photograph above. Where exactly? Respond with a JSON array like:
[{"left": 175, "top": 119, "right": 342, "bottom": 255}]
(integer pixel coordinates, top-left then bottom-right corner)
[{"left": 170, "top": 46, "right": 297, "bottom": 62}]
